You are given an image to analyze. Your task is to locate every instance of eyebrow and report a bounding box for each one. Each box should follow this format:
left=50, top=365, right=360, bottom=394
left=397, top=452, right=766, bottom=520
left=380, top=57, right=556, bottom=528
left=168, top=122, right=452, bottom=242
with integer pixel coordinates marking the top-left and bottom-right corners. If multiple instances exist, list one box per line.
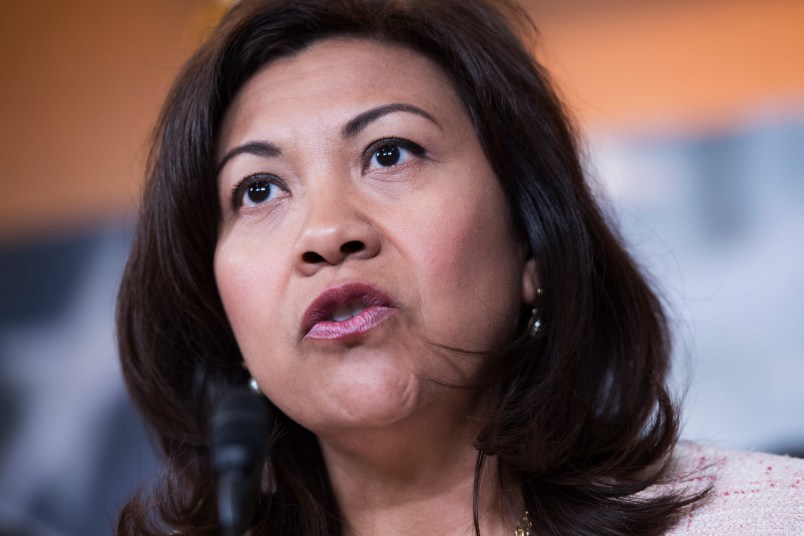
left=216, top=103, right=440, bottom=174
left=216, top=141, right=281, bottom=175
left=342, top=103, right=440, bottom=138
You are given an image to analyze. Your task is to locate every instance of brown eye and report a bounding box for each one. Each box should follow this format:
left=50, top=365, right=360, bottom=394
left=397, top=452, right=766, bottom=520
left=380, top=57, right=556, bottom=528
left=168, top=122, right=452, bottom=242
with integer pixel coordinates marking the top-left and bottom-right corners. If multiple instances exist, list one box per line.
left=231, top=173, right=287, bottom=210
left=364, top=138, right=426, bottom=172
left=245, top=180, right=273, bottom=205
left=375, top=145, right=401, bottom=167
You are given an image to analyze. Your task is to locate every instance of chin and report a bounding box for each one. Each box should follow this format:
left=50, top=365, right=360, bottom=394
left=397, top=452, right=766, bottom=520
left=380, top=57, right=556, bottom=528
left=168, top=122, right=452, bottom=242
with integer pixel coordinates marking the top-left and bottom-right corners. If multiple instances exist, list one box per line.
left=304, top=367, right=421, bottom=433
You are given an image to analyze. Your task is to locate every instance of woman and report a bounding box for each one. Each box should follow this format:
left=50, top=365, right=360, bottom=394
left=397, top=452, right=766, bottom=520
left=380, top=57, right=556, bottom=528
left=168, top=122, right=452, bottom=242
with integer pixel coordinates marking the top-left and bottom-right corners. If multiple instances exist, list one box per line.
left=117, top=0, right=803, bottom=534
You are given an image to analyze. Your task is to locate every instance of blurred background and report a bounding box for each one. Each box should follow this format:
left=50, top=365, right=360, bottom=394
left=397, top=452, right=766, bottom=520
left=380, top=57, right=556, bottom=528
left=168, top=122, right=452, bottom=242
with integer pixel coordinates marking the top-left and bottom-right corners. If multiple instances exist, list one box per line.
left=1, top=0, right=802, bottom=534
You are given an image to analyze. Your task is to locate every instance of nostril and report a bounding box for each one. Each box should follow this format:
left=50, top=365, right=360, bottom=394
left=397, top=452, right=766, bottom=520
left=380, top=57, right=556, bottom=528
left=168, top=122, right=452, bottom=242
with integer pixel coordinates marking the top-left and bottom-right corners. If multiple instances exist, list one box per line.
left=300, top=240, right=367, bottom=266
left=302, top=251, right=326, bottom=264
left=340, top=240, right=365, bottom=255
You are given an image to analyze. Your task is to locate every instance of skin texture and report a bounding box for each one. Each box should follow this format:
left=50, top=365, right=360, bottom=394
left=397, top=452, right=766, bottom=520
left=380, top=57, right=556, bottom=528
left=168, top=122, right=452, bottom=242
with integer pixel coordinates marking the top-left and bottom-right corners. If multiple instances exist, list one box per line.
left=214, top=38, right=537, bottom=534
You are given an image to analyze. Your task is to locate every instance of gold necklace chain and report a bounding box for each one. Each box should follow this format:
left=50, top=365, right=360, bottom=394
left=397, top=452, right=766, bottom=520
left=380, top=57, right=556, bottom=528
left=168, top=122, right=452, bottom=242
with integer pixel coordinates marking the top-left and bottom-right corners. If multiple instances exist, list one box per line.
left=514, top=511, right=532, bottom=536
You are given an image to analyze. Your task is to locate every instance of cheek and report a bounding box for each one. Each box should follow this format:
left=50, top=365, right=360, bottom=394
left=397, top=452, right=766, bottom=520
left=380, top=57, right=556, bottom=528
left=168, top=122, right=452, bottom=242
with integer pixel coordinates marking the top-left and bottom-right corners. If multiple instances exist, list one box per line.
left=408, top=183, right=523, bottom=348
left=213, top=236, right=289, bottom=355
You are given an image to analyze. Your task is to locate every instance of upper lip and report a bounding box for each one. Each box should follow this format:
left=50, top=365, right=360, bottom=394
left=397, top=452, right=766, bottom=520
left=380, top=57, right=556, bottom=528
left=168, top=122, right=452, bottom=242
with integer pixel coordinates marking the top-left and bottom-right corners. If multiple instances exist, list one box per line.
left=301, top=282, right=394, bottom=335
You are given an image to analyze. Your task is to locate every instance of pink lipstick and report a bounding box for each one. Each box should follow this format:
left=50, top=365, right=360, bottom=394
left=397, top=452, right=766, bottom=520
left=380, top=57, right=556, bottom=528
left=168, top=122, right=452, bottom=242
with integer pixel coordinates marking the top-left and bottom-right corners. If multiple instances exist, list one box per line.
left=302, top=283, right=395, bottom=341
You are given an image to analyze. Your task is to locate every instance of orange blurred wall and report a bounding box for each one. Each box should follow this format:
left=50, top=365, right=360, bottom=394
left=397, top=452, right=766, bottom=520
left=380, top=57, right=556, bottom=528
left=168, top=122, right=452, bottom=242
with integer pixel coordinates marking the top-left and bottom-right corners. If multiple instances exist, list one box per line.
left=0, top=0, right=224, bottom=240
left=1, top=0, right=803, bottom=239
left=526, top=0, right=804, bottom=131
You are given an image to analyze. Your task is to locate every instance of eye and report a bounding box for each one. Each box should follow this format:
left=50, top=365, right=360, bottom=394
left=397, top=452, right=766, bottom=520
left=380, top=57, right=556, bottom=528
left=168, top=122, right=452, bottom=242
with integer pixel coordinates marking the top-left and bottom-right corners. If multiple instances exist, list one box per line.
left=231, top=173, right=287, bottom=210
left=364, top=138, right=425, bottom=172
left=375, top=145, right=404, bottom=167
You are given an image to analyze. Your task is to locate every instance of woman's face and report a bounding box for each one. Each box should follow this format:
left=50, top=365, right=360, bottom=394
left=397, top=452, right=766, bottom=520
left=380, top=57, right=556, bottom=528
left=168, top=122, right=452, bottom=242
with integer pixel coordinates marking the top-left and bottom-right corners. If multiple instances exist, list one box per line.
left=215, top=38, right=537, bottom=436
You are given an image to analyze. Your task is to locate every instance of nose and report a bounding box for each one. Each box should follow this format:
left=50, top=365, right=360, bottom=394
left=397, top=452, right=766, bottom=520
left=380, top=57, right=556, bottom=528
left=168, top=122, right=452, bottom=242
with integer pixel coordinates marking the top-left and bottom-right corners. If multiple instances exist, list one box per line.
left=293, top=195, right=381, bottom=276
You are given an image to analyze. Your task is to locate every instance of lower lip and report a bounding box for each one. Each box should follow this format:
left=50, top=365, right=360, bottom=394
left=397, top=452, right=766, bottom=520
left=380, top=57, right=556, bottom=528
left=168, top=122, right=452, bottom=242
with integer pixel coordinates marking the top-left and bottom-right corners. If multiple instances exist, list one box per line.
left=305, top=305, right=394, bottom=341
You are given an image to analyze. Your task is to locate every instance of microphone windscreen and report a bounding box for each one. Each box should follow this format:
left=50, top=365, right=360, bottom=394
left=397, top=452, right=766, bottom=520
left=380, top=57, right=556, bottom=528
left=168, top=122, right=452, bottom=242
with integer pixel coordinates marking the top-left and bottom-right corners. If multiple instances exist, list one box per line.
left=210, top=387, right=271, bottom=473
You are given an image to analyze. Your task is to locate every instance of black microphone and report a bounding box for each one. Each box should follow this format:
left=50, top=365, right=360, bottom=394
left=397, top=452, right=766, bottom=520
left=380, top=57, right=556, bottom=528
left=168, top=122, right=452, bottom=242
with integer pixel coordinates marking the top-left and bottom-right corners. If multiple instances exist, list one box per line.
left=210, top=387, right=272, bottom=536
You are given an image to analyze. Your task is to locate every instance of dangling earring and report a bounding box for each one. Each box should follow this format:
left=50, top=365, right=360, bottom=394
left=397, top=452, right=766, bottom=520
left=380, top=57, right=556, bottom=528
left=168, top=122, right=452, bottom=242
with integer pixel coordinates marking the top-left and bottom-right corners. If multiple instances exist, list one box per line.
left=248, top=376, right=263, bottom=395
left=528, top=307, right=541, bottom=338
left=527, top=288, right=543, bottom=338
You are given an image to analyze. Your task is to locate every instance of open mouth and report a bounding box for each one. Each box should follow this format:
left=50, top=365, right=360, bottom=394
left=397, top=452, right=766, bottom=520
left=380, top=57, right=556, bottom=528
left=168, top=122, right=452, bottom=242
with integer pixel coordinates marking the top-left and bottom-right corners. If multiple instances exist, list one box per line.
left=330, top=300, right=368, bottom=322
left=302, top=283, right=395, bottom=340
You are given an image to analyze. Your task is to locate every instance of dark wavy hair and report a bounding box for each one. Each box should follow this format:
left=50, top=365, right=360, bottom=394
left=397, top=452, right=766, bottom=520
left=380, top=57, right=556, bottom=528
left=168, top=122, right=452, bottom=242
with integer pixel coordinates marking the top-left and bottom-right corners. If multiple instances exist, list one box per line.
left=117, top=0, right=705, bottom=534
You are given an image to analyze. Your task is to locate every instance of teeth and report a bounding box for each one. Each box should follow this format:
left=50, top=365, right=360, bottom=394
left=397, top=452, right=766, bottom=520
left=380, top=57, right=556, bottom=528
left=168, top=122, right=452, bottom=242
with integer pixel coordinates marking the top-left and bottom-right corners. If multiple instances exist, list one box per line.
left=330, top=304, right=352, bottom=322
left=330, top=301, right=367, bottom=322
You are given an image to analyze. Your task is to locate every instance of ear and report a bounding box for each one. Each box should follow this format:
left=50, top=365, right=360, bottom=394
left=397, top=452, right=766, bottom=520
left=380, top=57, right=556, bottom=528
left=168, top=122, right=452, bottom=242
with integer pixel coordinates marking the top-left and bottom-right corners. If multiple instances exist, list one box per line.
left=521, top=256, right=539, bottom=304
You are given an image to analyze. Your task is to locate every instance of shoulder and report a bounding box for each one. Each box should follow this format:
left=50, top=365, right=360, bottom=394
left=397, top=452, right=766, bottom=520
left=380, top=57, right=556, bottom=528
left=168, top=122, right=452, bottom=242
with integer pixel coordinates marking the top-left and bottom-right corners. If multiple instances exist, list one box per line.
left=663, top=441, right=804, bottom=535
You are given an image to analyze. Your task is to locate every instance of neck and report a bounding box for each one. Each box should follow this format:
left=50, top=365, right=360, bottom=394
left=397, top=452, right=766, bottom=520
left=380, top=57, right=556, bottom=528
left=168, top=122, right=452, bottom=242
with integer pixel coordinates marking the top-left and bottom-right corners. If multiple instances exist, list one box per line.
left=316, top=401, right=517, bottom=535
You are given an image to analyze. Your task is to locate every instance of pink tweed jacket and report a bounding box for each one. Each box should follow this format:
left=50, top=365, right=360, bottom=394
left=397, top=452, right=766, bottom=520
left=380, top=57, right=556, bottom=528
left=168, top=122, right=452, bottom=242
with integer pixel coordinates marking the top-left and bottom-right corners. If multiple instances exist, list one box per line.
left=663, top=442, right=804, bottom=534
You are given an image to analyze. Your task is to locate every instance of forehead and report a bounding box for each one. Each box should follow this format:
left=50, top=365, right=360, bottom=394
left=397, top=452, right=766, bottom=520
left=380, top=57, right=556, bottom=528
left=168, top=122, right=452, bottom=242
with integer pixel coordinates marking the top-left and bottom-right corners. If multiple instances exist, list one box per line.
left=218, top=38, right=467, bottom=149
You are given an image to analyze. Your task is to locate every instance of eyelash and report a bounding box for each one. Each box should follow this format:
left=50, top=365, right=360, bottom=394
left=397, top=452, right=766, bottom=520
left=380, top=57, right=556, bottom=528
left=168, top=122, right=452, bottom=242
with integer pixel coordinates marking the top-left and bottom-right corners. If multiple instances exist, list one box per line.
left=230, top=173, right=287, bottom=211
left=362, top=137, right=426, bottom=172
